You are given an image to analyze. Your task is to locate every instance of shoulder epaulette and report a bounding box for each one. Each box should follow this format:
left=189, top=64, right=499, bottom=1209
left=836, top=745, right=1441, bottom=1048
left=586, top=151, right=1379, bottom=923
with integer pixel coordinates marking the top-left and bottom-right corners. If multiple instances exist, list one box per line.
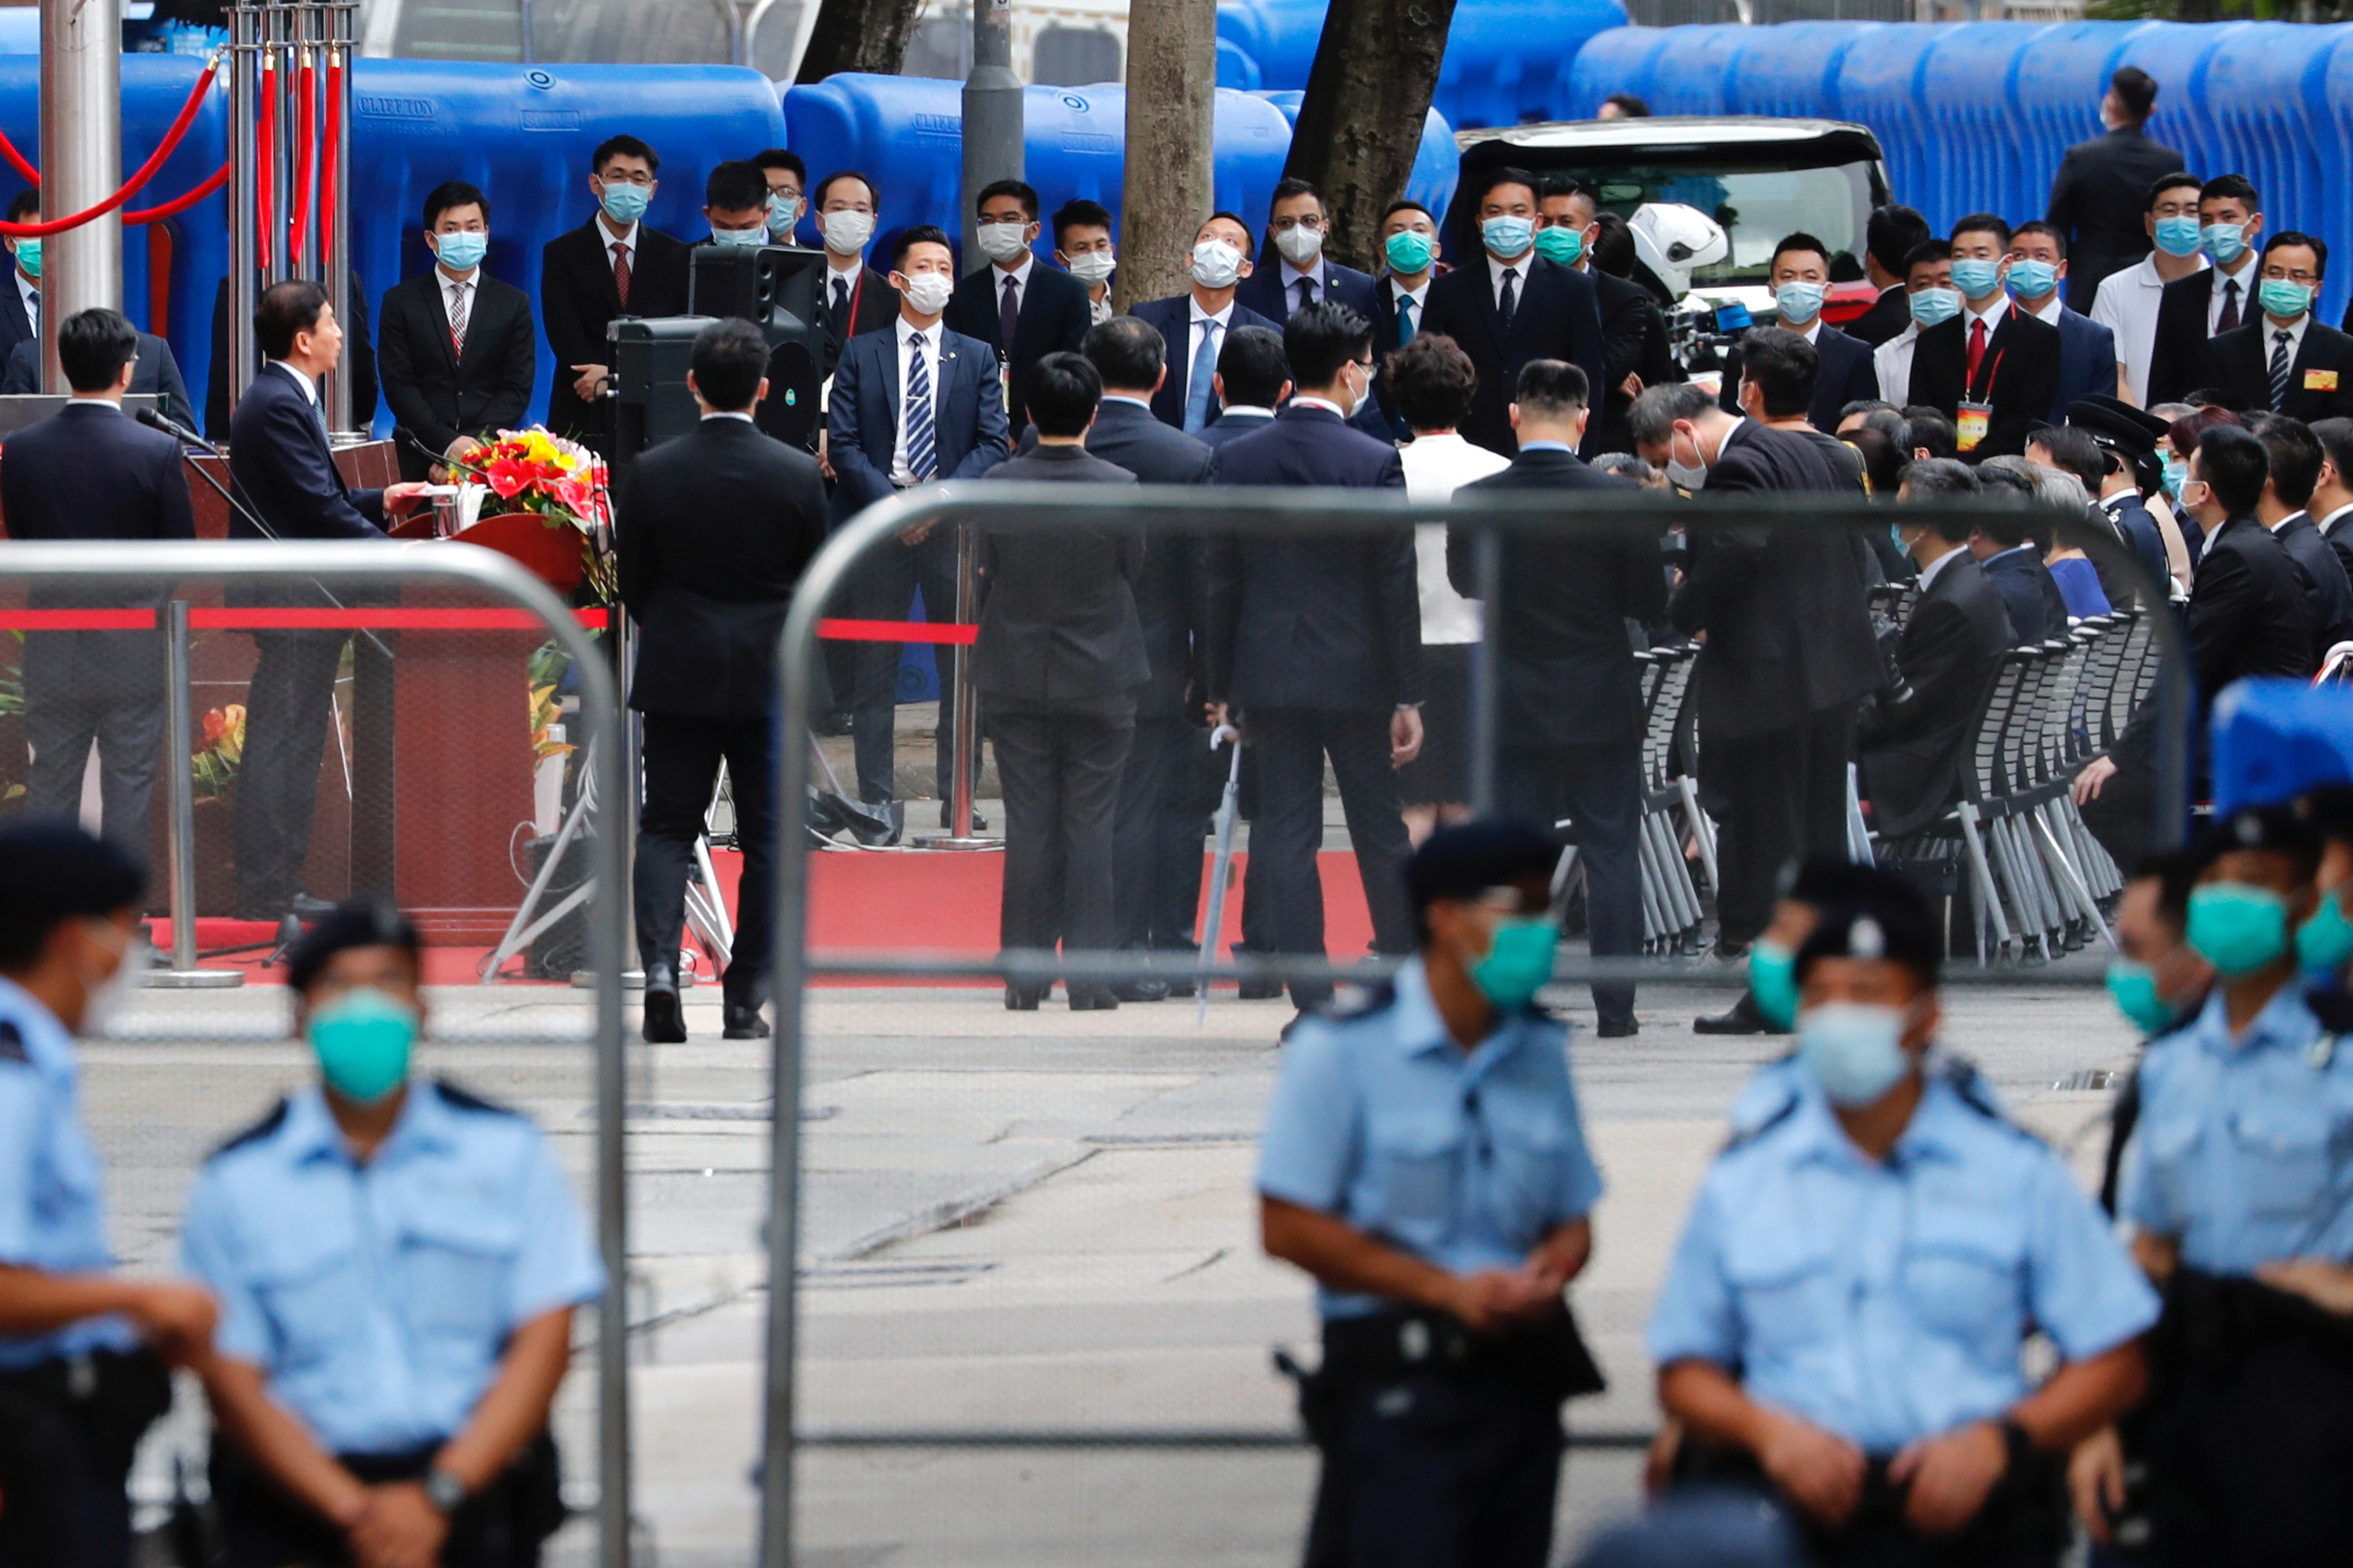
left=1317, top=979, right=1399, bottom=1024
left=0, top=1020, right=27, bottom=1066
left=1943, top=1059, right=2042, bottom=1142
left=434, top=1077, right=523, bottom=1117
left=1723, top=1093, right=1799, bottom=1153
left=2303, top=984, right=2353, bottom=1037
left=209, top=1098, right=290, bottom=1160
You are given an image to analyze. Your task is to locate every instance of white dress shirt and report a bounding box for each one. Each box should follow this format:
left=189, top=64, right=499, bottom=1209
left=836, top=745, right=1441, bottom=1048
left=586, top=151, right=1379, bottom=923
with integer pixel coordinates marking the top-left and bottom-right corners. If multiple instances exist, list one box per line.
left=1875, top=323, right=1920, bottom=407
left=702, top=410, right=756, bottom=424
left=596, top=212, right=638, bottom=270
left=1400, top=432, right=1512, bottom=644
left=2023, top=292, right=2065, bottom=326
left=1488, top=251, right=1531, bottom=308
left=1914, top=543, right=1965, bottom=596
left=2091, top=253, right=2205, bottom=406
left=2317, top=501, right=2353, bottom=541
left=2270, top=509, right=2310, bottom=538
left=274, top=359, right=319, bottom=404
left=888, top=314, right=944, bottom=488
left=2208, top=255, right=2258, bottom=336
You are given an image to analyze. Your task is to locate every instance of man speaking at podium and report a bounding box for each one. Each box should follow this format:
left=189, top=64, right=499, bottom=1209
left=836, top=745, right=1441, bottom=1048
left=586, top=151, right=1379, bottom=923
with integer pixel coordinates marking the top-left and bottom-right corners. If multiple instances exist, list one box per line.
left=228, top=279, right=428, bottom=926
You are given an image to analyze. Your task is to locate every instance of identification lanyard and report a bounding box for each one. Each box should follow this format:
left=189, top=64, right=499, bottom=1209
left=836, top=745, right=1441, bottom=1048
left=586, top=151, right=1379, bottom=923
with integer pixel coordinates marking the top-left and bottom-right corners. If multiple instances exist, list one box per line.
left=1957, top=346, right=2003, bottom=453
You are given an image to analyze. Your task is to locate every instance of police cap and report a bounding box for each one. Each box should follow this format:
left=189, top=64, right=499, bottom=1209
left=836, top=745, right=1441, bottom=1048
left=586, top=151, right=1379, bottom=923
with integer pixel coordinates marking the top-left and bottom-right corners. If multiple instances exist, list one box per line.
left=1407, top=817, right=1562, bottom=918
left=2208, top=678, right=2353, bottom=817
left=285, top=900, right=422, bottom=994
left=2065, top=393, right=2171, bottom=458
left=0, top=818, right=146, bottom=969
left=1792, top=869, right=1941, bottom=987
left=2190, top=804, right=2322, bottom=878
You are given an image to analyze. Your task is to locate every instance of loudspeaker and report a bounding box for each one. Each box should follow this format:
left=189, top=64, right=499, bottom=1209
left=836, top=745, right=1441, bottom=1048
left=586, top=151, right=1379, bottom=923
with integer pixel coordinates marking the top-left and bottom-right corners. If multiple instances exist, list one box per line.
left=689, top=243, right=828, bottom=452
left=606, top=314, right=714, bottom=478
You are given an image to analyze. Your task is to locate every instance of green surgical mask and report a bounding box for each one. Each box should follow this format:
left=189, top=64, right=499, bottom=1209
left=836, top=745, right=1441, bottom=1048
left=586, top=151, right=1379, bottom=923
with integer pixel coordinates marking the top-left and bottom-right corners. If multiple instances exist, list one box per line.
left=308, top=987, right=419, bottom=1105
left=1749, top=938, right=1800, bottom=1031
left=1384, top=229, right=1436, bottom=274
left=2185, top=882, right=2291, bottom=978
left=1533, top=225, right=1584, bottom=267
left=2105, top=960, right=2178, bottom=1035
left=2297, top=889, right=2353, bottom=974
left=1471, top=916, right=1560, bottom=1011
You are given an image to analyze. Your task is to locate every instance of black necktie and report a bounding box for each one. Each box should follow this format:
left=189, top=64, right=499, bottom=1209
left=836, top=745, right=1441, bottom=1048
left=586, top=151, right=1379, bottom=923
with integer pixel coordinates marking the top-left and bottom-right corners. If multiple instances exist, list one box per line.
left=2217, top=276, right=2242, bottom=335
left=1298, top=275, right=1317, bottom=313
left=1001, top=274, right=1020, bottom=357
left=2271, top=330, right=2293, bottom=411
left=832, top=275, right=852, bottom=333
left=1497, top=267, right=1519, bottom=334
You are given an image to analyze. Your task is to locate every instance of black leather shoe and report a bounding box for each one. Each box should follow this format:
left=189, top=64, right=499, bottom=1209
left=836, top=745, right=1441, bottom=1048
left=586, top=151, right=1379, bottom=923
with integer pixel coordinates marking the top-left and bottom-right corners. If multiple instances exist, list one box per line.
left=642, top=982, right=687, bottom=1044
left=288, top=891, right=338, bottom=919
left=1004, top=984, right=1044, bottom=1011
left=1693, top=993, right=1778, bottom=1035
left=723, top=1000, right=770, bottom=1039
left=1162, top=975, right=1197, bottom=1000
left=1237, top=977, right=1285, bottom=1000
left=939, top=802, right=990, bottom=832
left=1067, top=987, right=1120, bottom=1011
left=1596, top=1016, right=1640, bottom=1039
left=1110, top=979, right=1171, bottom=1003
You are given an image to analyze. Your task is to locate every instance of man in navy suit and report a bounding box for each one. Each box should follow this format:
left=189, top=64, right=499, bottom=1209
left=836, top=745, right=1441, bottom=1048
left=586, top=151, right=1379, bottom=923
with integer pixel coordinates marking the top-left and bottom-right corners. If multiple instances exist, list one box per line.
left=0, top=188, right=38, bottom=370
left=1967, top=508, right=2071, bottom=646
left=2143, top=174, right=2266, bottom=407
left=227, top=281, right=429, bottom=920
left=0, top=309, right=196, bottom=848
left=827, top=224, right=1011, bottom=813
left=946, top=178, right=1094, bottom=417
left=1129, top=212, right=1282, bottom=433
left=2007, top=221, right=2122, bottom=420
left=0, top=328, right=192, bottom=417
left=1204, top=304, right=1421, bottom=1018
left=1715, top=232, right=1879, bottom=432
left=1237, top=178, right=1380, bottom=324
left=2196, top=233, right=2353, bottom=423
left=1904, top=214, right=2062, bottom=462
left=1417, top=166, right=1610, bottom=458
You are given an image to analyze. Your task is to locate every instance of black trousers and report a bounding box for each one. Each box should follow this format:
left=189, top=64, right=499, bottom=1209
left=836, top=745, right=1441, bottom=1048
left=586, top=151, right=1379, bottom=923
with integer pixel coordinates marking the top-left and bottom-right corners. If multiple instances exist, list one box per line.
left=991, top=707, right=1132, bottom=964
left=2144, top=1335, right=2353, bottom=1568
left=847, top=525, right=962, bottom=804
left=1113, top=713, right=1208, bottom=955
left=21, top=647, right=165, bottom=852
left=1709, top=702, right=1856, bottom=949
left=234, top=629, right=347, bottom=915
left=213, top=1433, right=562, bottom=1568
left=1240, top=707, right=1417, bottom=1009
left=1497, top=742, right=1644, bottom=1027
left=635, top=711, right=775, bottom=1004
left=0, top=1384, right=132, bottom=1568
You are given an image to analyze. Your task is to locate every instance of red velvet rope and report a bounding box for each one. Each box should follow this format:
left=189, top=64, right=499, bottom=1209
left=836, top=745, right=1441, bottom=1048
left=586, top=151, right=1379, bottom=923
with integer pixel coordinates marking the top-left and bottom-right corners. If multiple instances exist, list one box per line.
left=124, top=161, right=230, bottom=224
left=288, top=48, right=314, bottom=269
left=0, top=53, right=221, bottom=238
left=256, top=50, right=275, bottom=270
left=318, top=45, right=340, bottom=269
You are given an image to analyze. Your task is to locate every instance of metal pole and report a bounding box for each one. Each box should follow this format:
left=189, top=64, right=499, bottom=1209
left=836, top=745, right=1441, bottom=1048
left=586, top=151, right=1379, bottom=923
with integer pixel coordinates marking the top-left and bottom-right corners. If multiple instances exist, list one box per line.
left=327, top=1, right=354, bottom=433
left=230, top=3, right=260, bottom=417
left=37, top=0, right=124, bottom=395
left=915, top=523, right=990, bottom=848
left=1468, top=529, right=1501, bottom=816
left=153, top=601, right=243, bottom=989
left=960, top=0, right=1023, bottom=269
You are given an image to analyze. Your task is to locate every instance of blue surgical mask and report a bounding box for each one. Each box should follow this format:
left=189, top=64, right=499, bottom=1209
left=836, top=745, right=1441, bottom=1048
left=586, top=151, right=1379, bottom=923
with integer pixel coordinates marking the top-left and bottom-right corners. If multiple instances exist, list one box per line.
left=767, top=192, right=800, bottom=237
left=2008, top=258, right=2059, bottom=300
left=598, top=179, right=651, bottom=227
left=1796, top=1001, right=1913, bottom=1108
left=1909, top=286, right=1961, bottom=328
left=308, top=987, right=419, bottom=1106
left=2202, top=222, right=2249, bottom=266
left=2185, top=881, right=2290, bottom=978
left=1470, top=916, right=1561, bottom=1011
left=1773, top=281, right=1826, bottom=325
left=2153, top=215, right=2203, bottom=258
left=1481, top=214, right=1535, bottom=259
left=711, top=224, right=766, bottom=250
left=2162, top=454, right=2189, bottom=497
left=432, top=230, right=488, bottom=272
left=2258, top=278, right=2313, bottom=320
left=13, top=237, right=39, bottom=280
left=1950, top=256, right=2004, bottom=299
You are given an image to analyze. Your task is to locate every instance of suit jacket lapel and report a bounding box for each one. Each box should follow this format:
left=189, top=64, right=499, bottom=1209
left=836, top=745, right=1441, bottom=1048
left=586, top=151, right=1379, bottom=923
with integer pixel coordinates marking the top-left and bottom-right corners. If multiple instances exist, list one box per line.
left=1468, top=266, right=1509, bottom=359
left=588, top=219, right=626, bottom=315
left=427, top=278, right=461, bottom=377
left=877, top=331, right=901, bottom=443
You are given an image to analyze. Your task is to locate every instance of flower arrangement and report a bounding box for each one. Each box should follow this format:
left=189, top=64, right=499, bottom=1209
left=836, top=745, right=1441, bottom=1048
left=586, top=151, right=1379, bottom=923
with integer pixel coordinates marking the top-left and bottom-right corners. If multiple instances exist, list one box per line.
left=455, top=425, right=616, bottom=605
left=192, top=703, right=246, bottom=802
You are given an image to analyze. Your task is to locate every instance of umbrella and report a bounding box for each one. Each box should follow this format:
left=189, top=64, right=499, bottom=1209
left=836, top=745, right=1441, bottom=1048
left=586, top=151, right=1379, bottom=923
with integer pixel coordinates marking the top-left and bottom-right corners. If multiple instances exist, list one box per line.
left=1197, top=723, right=1243, bottom=1025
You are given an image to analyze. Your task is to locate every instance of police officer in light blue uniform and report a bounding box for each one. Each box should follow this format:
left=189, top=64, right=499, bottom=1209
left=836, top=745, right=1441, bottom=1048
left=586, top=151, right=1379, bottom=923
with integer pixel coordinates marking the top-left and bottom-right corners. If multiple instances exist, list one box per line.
left=180, top=903, right=603, bottom=1568
left=1257, top=819, right=1607, bottom=1568
left=1651, top=868, right=2158, bottom=1568
left=0, top=821, right=218, bottom=1568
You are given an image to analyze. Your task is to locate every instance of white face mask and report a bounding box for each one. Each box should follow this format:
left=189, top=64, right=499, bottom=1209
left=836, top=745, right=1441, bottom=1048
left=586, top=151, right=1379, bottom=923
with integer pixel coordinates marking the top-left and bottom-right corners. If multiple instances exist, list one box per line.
left=822, top=209, right=875, bottom=257
left=1191, top=239, right=1243, bottom=291
left=1065, top=250, right=1116, bottom=285
left=76, top=920, right=144, bottom=1038
left=1665, top=427, right=1709, bottom=490
left=900, top=270, right=954, bottom=317
left=978, top=221, right=1031, bottom=264
left=1274, top=224, right=1325, bottom=266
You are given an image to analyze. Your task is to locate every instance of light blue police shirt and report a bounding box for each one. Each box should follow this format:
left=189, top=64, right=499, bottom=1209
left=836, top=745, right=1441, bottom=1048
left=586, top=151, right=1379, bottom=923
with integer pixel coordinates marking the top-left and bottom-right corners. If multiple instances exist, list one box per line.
left=2119, top=985, right=2353, bottom=1274
left=179, top=1079, right=605, bottom=1456
left=1255, top=955, right=1604, bottom=1321
left=0, top=974, right=138, bottom=1368
left=1647, top=1067, right=2159, bottom=1454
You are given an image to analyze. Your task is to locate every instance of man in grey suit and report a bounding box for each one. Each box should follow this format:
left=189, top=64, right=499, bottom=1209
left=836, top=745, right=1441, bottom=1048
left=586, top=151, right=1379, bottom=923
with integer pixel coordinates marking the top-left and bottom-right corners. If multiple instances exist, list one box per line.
left=978, top=353, right=1148, bottom=1011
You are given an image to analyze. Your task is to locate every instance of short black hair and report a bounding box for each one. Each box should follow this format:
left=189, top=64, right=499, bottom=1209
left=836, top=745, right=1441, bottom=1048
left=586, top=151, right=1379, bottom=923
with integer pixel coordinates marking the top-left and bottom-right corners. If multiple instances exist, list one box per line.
left=2112, top=65, right=2158, bottom=121
left=1771, top=231, right=1832, bottom=272
left=1842, top=427, right=1903, bottom=499
left=814, top=169, right=879, bottom=211
left=1591, top=211, right=1636, bottom=279
left=1284, top=301, right=1372, bottom=388
left=2012, top=219, right=2065, bottom=259
left=1216, top=324, right=1290, bottom=407
left=1052, top=197, right=1113, bottom=248
left=2146, top=169, right=2201, bottom=211
left=1268, top=176, right=1323, bottom=215
left=978, top=178, right=1040, bottom=220
left=1601, top=92, right=1651, bottom=117
left=691, top=317, right=769, bottom=411
left=1951, top=211, right=2013, bottom=250
left=2130, top=846, right=2201, bottom=932
left=1899, top=456, right=1981, bottom=531
left=2186, top=385, right=2252, bottom=414
left=753, top=148, right=807, bottom=184
left=1384, top=198, right=1436, bottom=228
left=1200, top=209, right=1252, bottom=242
left=2263, top=230, right=2328, bottom=279
left=2312, top=416, right=2353, bottom=488
left=704, top=159, right=769, bottom=214
left=591, top=134, right=658, bottom=176
left=1903, top=237, right=1952, bottom=273
left=286, top=900, right=421, bottom=997
left=1867, top=204, right=1932, bottom=276
left=422, top=179, right=489, bottom=230
left=1538, top=174, right=1585, bottom=203
left=5, top=188, right=35, bottom=224
left=1514, top=358, right=1589, bottom=420
left=1908, top=410, right=1958, bottom=460
left=58, top=307, right=138, bottom=394
left=2201, top=172, right=2260, bottom=211
left=1973, top=460, right=2039, bottom=527
left=1738, top=327, right=1817, bottom=420
left=256, top=277, right=330, bottom=359
left=891, top=223, right=953, bottom=270
left=2250, top=413, right=2324, bottom=509
left=1022, top=350, right=1101, bottom=438
left=2197, top=423, right=2270, bottom=517
left=2029, top=423, right=2104, bottom=494
left=0, top=819, right=144, bottom=972
left=1389, top=333, right=1480, bottom=430
left=1081, top=314, right=1164, bottom=394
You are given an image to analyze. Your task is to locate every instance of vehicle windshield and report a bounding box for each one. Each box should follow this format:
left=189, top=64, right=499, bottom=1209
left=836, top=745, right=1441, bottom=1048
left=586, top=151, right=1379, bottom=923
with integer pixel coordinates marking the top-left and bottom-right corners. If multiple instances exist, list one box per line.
left=1568, top=159, right=1879, bottom=288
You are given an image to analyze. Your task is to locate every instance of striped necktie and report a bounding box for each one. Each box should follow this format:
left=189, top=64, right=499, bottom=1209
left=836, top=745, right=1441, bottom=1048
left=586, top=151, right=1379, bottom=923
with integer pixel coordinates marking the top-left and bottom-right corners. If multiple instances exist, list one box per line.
left=904, top=333, right=936, bottom=481
left=2270, top=330, right=2293, bottom=412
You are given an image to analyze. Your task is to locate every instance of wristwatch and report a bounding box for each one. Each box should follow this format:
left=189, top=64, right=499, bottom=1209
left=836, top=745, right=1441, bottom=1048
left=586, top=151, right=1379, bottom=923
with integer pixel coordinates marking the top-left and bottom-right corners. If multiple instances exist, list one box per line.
left=423, top=1467, right=468, bottom=1516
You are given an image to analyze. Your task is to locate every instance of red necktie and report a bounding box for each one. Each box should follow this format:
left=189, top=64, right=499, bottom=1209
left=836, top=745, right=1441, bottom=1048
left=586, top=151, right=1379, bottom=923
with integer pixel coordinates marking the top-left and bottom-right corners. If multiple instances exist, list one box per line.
left=611, top=242, right=631, bottom=310
left=1966, top=317, right=1987, bottom=388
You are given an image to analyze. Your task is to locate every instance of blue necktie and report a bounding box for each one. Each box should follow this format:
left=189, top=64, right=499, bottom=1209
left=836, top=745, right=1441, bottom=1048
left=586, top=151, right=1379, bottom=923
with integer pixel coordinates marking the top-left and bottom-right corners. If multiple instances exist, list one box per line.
left=1183, top=319, right=1218, bottom=433
left=904, top=335, right=936, bottom=481
left=1397, top=294, right=1417, bottom=346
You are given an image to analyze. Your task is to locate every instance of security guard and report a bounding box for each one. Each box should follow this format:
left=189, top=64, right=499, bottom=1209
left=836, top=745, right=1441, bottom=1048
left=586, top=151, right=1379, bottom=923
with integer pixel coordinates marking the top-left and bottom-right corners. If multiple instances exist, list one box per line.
left=1257, top=819, right=1607, bottom=1568
left=0, top=820, right=218, bottom=1568
left=1651, top=868, right=2158, bottom=1567
left=181, top=903, right=604, bottom=1568
left=2105, top=806, right=2353, bottom=1568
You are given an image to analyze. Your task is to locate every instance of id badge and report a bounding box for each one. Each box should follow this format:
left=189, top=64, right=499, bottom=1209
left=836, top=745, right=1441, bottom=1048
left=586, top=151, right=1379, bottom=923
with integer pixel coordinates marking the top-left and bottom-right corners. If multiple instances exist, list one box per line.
left=1956, top=398, right=1991, bottom=453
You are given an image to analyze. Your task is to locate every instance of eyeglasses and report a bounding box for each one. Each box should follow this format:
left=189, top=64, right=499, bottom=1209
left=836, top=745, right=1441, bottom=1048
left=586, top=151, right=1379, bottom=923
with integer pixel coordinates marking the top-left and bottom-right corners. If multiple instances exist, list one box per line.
left=598, top=169, right=654, bottom=188
left=2264, top=268, right=2322, bottom=286
left=1269, top=215, right=1326, bottom=232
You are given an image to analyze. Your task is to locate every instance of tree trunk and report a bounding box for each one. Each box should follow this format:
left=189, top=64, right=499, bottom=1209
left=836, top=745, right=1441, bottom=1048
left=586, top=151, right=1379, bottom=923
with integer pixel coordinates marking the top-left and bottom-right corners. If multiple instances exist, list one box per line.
left=1281, top=0, right=1459, bottom=273
left=1117, top=0, right=1217, bottom=312
left=793, top=0, right=925, bottom=82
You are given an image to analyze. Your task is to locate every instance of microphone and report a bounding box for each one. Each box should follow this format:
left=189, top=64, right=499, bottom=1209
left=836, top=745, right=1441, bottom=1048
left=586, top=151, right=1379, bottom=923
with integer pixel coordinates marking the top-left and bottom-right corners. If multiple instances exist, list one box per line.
left=401, top=430, right=496, bottom=482
left=137, top=404, right=220, bottom=452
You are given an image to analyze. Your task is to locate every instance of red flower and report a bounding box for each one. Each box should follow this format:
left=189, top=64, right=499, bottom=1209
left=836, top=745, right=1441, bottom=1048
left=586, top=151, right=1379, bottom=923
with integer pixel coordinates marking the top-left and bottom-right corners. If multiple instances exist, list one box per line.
left=553, top=478, right=591, bottom=514
left=485, top=456, right=533, bottom=500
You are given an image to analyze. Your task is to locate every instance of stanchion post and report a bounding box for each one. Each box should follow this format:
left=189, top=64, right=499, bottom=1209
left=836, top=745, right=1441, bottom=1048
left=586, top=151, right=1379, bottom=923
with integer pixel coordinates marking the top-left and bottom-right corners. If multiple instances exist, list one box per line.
left=916, top=522, right=991, bottom=848
left=228, top=2, right=259, bottom=415
left=153, top=600, right=243, bottom=989
left=1467, top=527, right=1502, bottom=816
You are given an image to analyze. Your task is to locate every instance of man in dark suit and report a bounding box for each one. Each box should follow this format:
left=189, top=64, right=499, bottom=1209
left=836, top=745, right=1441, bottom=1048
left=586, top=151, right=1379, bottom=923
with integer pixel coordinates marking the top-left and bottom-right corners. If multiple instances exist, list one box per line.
left=0, top=328, right=192, bottom=417
left=1080, top=317, right=1214, bottom=1001
left=1542, top=180, right=1677, bottom=455
left=2143, top=174, right=2265, bottom=408
left=1716, top=232, right=1879, bottom=432
left=1204, top=304, right=1421, bottom=1017
left=377, top=180, right=535, bottom=482
left=0, top=188, right=35, bottom=372
left=1419, top=166, right=1610, bottom=459
left=946, top=178, right=1095, bottom=420
left=2008, top=221, right=2122, bottom=418
left=2197, top=233, right=2353, bottom=423
left=977, top=353, right=1149, bottom=1011
left=227, top=282, right=429, bottom=920
left=2249, top=413, right=2353, bottom=658
left=1128, top=211, right=1281, bottom=433
left=2310, top=417, right=2353, bottom=581
left=1195, top=327, right=1288, bottom=451
left=2046, top=66, right=2188, bottom=314
left=538, top=134, right=689, bottom=444
left=827, top=224, right=1011, bottom=813
left=0, top=308, right=196, bottom=849
left=1860, top=459, right=2016, bottom=839
left=205, top=272, right=379, bottom=441
left=1449, top=360, right=1662, bottom=1037
left=1634, top=382, right=1884, bottom=1002
left=1967, top=506, right=2071, bottom=646
left=811, top=169, right=896, bottom=376
left=619, top=320, right=827, bottom=1044
left=1237, top=177, right=1380, bottom=324
left=1906, top=214, right=2061, bottom=462
left=1849, top=204, right=1932, bottom=349
left=693, top=158, right=772, bottom=249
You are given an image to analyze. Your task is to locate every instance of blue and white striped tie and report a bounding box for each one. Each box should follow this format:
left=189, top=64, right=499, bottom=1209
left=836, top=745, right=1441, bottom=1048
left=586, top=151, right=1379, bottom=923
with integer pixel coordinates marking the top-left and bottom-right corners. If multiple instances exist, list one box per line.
left=905, top=334, right=936, bottom=481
